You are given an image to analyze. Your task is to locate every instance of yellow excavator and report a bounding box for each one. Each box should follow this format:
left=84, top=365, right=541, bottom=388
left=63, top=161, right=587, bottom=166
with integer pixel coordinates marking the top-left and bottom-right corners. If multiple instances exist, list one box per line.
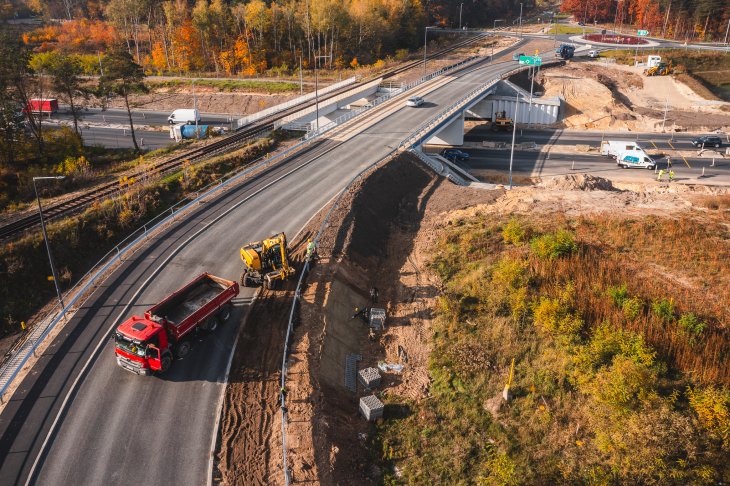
left=492, top=110, right=514, bottom=131
left=239, top=232, right=295, bottom=289
left=644, top=61, right=672, bottom=76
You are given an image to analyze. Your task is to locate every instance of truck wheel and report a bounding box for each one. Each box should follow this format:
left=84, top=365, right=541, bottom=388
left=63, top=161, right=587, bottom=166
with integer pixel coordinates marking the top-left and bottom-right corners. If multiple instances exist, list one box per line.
left=175, top=340, right=191, bottom=359
left=218, top=304, right=232, bottom=322
left=160, top=353, right=173, bottom=373
left=202, top=316, right=219, bottom=332
left=240, top=271, right=249, bottom=287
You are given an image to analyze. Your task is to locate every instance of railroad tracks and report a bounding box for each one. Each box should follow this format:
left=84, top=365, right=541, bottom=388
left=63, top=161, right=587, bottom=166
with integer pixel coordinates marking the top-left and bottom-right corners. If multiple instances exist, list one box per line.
left=0, top=33, right=491, bottom=242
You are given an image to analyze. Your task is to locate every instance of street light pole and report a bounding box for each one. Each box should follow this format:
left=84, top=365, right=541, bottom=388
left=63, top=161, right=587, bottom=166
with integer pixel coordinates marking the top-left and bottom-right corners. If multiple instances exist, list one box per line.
left=33, top=176, right=66, bottom=311
left=662, top=98, right=668, bottom=132
left=527, top=64, right=535, bottom=128
left=423, top=26, right=434, bottom=75
left=724, top=16, right=730, bottom=45
left=519, top=3, right=523, bottom=37
left=459, top=3, right=463, bottom=30
left=492, top=20, right=504, bottom=62
left=509, top=93, right=521, bottom=190
left=313, top=54, right=331, bottom=133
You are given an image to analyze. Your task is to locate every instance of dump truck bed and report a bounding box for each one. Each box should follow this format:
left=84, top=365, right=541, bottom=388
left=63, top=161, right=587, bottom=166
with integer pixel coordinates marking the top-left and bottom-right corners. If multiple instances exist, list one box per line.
left=145, top=273, right=238, bottom=340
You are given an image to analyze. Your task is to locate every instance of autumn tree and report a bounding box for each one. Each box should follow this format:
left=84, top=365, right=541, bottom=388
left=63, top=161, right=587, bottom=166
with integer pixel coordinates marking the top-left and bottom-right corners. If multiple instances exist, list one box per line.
left=98, top=47, right=148, bottom=152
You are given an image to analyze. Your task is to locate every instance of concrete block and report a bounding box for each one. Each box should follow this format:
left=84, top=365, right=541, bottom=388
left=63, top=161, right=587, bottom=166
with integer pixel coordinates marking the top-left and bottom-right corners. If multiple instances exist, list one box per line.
left=358, top=367, right=382, bottom=389
left=369, top=308, right=386, bottom=330
left=359, top=395, right=384, bottom=421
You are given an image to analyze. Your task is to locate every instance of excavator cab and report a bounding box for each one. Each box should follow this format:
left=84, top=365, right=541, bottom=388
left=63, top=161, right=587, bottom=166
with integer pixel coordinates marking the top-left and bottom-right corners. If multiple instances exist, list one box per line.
left=240, top=232, right=295, bottom=289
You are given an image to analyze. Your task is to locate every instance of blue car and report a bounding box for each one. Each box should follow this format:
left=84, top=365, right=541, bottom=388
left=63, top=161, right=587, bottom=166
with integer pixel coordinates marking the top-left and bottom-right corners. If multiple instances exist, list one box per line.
left=441, top=149, right=470, bottom=161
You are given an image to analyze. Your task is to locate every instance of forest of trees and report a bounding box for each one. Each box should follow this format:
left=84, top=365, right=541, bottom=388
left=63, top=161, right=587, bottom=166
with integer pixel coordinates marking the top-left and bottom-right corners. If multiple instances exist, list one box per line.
left=561, top=0, right=730, bottom=42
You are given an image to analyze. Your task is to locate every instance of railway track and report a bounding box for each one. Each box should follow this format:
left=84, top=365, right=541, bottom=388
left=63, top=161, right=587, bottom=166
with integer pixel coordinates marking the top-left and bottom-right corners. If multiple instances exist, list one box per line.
left=0, top=33, right=491, bottom=242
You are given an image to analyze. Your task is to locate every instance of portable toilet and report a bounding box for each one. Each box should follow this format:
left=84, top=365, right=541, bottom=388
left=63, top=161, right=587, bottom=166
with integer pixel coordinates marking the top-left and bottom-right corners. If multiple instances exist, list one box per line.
left=647, top=55, right=662, bottom=68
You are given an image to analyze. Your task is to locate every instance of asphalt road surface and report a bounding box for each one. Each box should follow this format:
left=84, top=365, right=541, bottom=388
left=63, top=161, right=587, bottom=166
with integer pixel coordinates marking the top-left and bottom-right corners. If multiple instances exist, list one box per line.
left=0, top=47, right=530, bottom=485
left=54, top=107, right=234, bottom=128
left=79, top=126, right=175, bottom=150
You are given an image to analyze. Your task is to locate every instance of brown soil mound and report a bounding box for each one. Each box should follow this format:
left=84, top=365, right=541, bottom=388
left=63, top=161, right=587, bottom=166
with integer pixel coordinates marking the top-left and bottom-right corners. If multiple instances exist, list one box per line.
left=539, top=174, right=616, bottom=191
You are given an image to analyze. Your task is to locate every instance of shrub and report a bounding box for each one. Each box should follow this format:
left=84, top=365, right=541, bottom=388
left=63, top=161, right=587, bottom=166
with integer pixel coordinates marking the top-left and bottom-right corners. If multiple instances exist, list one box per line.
left=576, top=323, right=658, bottom=372
left=589, top=355, right=656, bottom=409
left=652, top=298, right=675, bottom=322
left=530, top=229, right=577, bottom=260
left=502, top=218, right=527, bottom=245
left=481, top=448, right=519, bottom=486
left=532, top=296, right=583, bottom=339
left=622, top=296, right=643, bottom=320
left=687, top=386, right=730, bottom=449
left=607, top=284, right=629, bottom=307
left=678, top=313, right=706, bottom=342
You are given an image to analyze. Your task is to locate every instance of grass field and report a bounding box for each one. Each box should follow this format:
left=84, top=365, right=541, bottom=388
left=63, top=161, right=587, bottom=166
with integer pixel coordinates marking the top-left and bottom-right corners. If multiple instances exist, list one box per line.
left=375, top=207, right=730, bottom=484
left=148, top=78, right=301, bottom=93
left=547, top=24, right=595, bottom=35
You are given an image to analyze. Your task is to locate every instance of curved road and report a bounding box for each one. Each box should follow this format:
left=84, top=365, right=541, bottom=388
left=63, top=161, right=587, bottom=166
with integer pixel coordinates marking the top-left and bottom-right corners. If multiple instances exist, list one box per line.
left=0, top=49, right=527, bottom=485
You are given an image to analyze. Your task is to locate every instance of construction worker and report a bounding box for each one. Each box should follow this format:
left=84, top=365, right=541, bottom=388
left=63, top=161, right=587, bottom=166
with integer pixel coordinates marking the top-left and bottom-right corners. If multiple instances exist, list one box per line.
left=351, top=306, right=370, bottom=324
left=669, top=170, right=675, bottom=182
left=306, top=239, right=317, bottom=261
left=657, top=169, right=665, bottom=182
left=369, top=286, right=379, bottom=304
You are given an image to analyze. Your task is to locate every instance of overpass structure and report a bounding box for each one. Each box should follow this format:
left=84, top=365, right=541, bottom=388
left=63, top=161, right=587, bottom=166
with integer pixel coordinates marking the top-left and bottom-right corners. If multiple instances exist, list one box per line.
left=0, top=41, right=549, bottom=486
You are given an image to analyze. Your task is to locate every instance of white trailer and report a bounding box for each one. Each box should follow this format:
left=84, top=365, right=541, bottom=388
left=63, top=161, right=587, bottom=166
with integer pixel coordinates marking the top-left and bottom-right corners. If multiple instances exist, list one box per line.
left=601, top=140, right=643, bottom=159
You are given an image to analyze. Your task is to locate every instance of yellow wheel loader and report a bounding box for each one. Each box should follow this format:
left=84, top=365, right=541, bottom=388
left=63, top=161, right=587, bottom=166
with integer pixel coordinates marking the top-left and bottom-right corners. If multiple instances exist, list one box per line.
left=239, top=232, right=295, bottom=290
left=491, top=110, right=514, bottom=131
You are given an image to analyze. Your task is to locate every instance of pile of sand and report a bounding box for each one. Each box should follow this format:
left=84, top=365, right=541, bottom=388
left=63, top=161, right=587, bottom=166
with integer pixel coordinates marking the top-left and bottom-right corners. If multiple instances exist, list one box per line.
left=539, top=174, right=616, bottom=191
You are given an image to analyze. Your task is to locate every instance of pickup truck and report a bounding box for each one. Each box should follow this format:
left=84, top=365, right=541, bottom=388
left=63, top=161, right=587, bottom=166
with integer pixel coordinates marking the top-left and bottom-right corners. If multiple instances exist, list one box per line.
left=114, top=273, right=239, bottom=375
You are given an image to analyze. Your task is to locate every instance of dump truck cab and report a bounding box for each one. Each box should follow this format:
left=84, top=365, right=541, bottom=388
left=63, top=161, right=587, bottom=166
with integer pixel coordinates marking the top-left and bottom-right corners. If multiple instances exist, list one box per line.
left=115, top=316, right=171, bottom=375
left=240, top=232, right=295, bottom=289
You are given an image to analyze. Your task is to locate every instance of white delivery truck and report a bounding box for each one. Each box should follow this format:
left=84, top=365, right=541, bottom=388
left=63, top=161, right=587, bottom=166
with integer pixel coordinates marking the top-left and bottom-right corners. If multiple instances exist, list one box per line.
left=601, top=140, right=643, bottom=159
left=616, top=150, right=656, bottom=169
left=168, top=109, right=201, bottom=125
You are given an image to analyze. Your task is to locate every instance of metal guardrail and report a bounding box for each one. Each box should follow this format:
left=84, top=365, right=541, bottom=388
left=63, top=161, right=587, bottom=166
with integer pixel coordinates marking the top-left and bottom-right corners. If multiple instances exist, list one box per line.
left=236, top=77, right=357, bottom=129
left=302, top=56, right=484, bottom=140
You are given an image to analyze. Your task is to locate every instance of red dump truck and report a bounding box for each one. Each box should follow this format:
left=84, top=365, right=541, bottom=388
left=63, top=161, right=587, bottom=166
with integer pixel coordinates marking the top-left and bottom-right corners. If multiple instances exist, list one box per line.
left=25, top=98, right=59, bottom=115
left=114, top=273, right=239, bottom=375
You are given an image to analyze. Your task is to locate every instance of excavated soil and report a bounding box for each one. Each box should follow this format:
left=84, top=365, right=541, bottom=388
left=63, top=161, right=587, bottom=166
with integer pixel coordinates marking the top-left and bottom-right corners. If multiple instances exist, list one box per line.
left=538, top=62, right=730, bottom=132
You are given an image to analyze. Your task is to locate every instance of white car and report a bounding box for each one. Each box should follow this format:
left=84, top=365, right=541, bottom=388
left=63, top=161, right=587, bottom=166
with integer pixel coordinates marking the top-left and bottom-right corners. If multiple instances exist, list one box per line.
left=405, top=96, right=424, bottom=107
left=588, top=50, right=599, bottom=58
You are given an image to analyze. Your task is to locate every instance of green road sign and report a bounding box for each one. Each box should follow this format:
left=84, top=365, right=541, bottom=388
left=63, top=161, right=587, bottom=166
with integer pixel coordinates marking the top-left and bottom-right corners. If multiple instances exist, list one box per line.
left=519, top=55, right=542, bottom=66
left=637, top=30, right=649, bottom=36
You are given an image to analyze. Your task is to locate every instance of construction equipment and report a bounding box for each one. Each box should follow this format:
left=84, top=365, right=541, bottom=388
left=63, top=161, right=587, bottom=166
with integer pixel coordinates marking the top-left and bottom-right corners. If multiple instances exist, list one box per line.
left=491, top=110, right=514, bottom=131
left=644, top=61, right=672, bottom=76
left=239, top=232, right=295, bottom=289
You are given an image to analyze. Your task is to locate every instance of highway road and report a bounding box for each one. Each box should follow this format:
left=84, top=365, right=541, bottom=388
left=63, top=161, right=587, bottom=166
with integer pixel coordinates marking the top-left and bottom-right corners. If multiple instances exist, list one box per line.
left=54, top=107, right=234, bottom=128
left=79, top=126, right=175, bottom=150
left=0, top=49, right=529, bottom=485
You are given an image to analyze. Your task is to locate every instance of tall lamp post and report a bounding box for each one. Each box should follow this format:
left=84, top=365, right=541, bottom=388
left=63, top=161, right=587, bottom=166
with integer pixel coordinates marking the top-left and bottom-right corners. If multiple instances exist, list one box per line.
left=519, top=2, right=523, bottom=37
left=508, top=92, right=522, bottom=190
left=492, top=20, right=504, bottom=62
left=33, top=176, right=66, bottom=310
left=423, top=26, right=436, bottom=75
left=459, top=3, right=464, bottom=30
left=313, top=54, right=332, bottom=133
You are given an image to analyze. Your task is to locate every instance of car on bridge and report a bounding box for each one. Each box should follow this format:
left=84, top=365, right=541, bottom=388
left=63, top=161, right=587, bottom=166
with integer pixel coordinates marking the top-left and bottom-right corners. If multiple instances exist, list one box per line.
left=691, top=135, right=723, bottom=148
left=406, top=96, right=425, bottom=107
left=441, top=148, right=470, bottom=161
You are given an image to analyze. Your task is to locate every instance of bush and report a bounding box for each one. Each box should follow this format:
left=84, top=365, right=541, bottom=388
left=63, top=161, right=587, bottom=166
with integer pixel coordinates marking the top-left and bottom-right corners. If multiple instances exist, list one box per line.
left=607, top=284, right=629, bottom=307
left=502, top=218, right=527, bottom=245
left=652, top=298, right=675, bottom=322
left=622, top=296, right=643, bottom=320
left=687, top=386, right=730, bottom=449
left=589, top=355, right=657, bottom=409
left=532, top=296, right=583, bottom=339
left=530, top=229, right=577, bottom=260
left=679, top=313, right=706, bottom=343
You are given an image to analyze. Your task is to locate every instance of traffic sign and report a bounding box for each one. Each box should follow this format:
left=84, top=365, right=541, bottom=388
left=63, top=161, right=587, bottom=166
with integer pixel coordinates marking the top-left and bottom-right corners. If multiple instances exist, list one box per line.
left=637, top=30, right=649, bottom=36
left=519, top=55, right=542, bottom=66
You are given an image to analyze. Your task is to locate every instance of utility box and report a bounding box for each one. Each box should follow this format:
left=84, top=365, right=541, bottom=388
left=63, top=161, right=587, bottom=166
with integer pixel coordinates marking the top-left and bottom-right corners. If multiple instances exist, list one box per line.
left=369, top=308, right=386, bottom=330
left=359, top=395, right=384, bottom=421
left=358, top=367, right=382, bottom=389
left=647, top=55, right=662, bottom=68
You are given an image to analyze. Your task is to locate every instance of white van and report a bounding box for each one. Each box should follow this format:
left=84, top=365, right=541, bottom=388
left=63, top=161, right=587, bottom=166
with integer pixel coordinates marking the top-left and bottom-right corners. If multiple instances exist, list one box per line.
left=168, top=109, right=201, bottom=125
left=601, top=140, right=642, bottom=159
left=617, top=150, right=656, bottom=169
